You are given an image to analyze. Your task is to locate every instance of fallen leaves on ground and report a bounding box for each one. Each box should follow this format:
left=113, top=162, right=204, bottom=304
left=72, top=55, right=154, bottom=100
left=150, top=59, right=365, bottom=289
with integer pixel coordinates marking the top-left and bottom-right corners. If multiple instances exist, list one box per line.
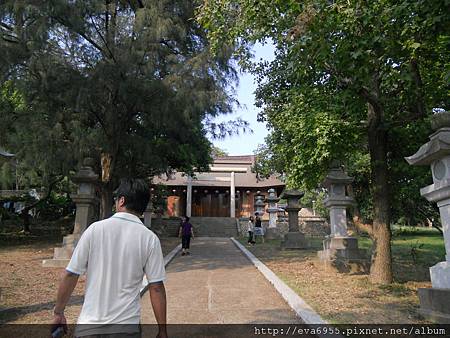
left=245, top=241, right=430, bottom=324
left=0, top=237, right=179, bottom=324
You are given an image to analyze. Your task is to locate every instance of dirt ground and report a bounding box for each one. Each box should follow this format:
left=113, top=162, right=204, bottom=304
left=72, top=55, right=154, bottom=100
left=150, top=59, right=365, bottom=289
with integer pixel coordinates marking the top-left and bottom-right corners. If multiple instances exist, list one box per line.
left=0, top=236, right=179, bottom=324
left=242, top=238, right=433, bottom=324
left=1, top=233, right=439, bottom=325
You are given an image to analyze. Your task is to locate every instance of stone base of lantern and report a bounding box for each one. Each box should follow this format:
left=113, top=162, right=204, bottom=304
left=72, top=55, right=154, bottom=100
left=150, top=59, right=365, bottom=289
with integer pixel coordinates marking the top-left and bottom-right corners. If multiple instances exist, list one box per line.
left=318, top=237, right=369, bottom=273
left=280, top=232, right=309, bottom=249
left=430, top=261, right=450, bottom=288
left=418, top=288, right=450, bottom=323
left=42, top=234, right=81, bottom=267
left=265, top=227, right=281, bottom=240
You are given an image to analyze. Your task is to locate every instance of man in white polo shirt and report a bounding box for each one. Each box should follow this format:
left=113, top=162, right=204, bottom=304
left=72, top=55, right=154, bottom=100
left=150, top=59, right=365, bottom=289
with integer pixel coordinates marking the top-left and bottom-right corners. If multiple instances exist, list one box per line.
left=52, top=178, right=167, bottom=338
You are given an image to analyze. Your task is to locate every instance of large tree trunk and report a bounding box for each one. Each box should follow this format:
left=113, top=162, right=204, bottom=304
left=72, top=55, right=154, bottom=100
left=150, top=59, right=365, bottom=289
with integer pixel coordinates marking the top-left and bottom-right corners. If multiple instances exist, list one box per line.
left=99, top=152, right=115, bottom=219
left=100, top=183, right=114, bottom=219
left=367, top=101, right=393, bottom=284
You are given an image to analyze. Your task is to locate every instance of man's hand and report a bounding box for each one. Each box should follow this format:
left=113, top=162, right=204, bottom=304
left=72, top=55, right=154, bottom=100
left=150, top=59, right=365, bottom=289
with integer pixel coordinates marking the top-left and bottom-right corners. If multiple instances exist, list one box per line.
left=52, top=270, right=78, bottom=333
left=156, top=328, right=168, bottom=338
left=51, top=313, right=68, bottom=336
left=52, top=313, right=67, bottom=325
left=149, top=282, right=167, bottom=338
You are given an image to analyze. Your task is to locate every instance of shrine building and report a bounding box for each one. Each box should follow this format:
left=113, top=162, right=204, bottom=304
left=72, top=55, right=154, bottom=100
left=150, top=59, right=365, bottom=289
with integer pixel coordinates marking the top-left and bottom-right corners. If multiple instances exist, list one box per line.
left=152, top=155, right=285, bottom=218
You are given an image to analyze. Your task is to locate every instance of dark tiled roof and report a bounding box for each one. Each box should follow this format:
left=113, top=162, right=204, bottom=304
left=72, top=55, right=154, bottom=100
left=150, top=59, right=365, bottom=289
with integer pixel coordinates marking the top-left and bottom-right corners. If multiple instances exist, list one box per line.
left=213, top=155, right=255, bottom=164
left=153, top=172, right=285, bottom=188
left=152, top=155, right=285, bottom=188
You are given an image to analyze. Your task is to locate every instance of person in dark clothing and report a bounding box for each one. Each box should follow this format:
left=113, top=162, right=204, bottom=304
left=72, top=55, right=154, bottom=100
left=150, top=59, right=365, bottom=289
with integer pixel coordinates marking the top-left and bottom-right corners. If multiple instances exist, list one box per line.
left=178, top=216, right=194, bottom=255
left=254, top=212, right=264, bottom=243
left=247, top=216, right=255, bottom=244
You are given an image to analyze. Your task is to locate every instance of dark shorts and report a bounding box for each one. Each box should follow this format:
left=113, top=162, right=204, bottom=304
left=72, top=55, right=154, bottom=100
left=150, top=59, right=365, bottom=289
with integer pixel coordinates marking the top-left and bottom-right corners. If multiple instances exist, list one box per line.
left=81, top=334, right=140, bottom=338
left=182, top=235, right=191, bottom=249
left=75, top=324, right=140, bottom=337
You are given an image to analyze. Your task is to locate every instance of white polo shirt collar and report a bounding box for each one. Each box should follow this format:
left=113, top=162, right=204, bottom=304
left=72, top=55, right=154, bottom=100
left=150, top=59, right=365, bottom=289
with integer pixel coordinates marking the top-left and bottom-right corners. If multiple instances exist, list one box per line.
left=111, top=212, right=143, bottom=225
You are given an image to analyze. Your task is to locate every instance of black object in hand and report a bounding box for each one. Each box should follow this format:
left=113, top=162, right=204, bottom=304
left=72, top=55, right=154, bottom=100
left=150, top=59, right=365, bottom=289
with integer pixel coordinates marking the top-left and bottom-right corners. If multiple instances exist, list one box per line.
left=51, top=326, right=65, bottom=338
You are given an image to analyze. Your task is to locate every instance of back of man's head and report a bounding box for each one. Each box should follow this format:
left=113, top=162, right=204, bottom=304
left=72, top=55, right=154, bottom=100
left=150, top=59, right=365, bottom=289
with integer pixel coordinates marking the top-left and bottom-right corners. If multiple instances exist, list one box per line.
left=113, top=178, right=150, bottom=215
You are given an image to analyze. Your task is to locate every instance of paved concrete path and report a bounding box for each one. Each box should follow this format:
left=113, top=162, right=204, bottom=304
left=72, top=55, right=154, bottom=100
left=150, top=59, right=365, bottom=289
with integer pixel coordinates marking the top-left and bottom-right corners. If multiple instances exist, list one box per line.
left=141, top=237, right=302, bottom=324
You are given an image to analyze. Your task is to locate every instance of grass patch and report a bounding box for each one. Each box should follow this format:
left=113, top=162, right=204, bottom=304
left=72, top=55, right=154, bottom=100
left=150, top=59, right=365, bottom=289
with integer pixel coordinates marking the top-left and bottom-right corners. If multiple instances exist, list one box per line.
left=238, top=232, right=444, bottom=324
left=358, top=232, right=444, bottom=282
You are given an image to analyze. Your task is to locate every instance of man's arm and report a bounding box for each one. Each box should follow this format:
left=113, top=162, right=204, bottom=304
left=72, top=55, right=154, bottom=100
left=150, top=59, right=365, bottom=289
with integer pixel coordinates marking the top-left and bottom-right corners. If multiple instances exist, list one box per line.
left=52, top=270, right=79, bottom=326
left=149, top=282, right=167, bottom=338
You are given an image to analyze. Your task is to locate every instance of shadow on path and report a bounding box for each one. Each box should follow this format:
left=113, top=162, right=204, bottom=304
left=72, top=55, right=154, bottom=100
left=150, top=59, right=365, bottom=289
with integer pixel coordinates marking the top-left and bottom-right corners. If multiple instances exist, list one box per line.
left=0, top=295, right=84, bottom=323
left=141, top=237, right=302, bottom=324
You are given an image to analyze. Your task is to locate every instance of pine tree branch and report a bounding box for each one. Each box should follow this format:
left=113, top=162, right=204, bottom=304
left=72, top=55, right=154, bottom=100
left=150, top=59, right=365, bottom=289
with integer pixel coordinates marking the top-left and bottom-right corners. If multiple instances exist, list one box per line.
left=160, top=39, right=181, bottom=55
left=126, top=0, right=144, bottom=12
left=50, top=15, right=106, bottom=58
left=0, top=22, right=13, bottom=31
left=88, top=105, right=110, bottom=139
left=21, top=177, right=62, bottom=213
left=88, top=14, right=117, bottom=63
left=1, top=34, right=19, bottom=43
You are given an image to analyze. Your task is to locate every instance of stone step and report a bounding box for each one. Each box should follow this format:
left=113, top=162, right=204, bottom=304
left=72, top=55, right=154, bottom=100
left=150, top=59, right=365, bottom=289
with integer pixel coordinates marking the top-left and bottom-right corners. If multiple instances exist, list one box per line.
left=149, top=217, right=238, bottom=237
left=42, top=258, right=70, bottom=268
left=54, top=246, right=74, bottom=260
left=190, top=217, right=238, bottom=237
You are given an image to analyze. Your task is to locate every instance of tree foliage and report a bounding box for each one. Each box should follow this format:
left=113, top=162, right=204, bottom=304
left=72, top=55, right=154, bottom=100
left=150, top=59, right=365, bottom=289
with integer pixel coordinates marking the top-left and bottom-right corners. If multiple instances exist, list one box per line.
left=211, top=145, right=229, bottom=158
left=1, top=1, right=245, bottom=218
left=199, top=0, right=449, bottom=283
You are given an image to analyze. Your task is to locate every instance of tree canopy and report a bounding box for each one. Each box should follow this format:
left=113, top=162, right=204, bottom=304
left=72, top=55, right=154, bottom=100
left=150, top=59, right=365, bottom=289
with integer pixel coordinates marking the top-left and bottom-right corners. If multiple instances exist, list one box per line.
left=1, top=0, right=245, bottom=217
left=198, top=0, right=449, bottom=283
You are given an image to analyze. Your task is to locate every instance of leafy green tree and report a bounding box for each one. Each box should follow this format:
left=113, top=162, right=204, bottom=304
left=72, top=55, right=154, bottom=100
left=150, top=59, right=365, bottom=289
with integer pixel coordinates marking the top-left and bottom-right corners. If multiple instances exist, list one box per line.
left=211, top=146, right=229, bottom=158
left=199, top=0, right=449, bottom=283
left=1, top=1, right=245, bottom=219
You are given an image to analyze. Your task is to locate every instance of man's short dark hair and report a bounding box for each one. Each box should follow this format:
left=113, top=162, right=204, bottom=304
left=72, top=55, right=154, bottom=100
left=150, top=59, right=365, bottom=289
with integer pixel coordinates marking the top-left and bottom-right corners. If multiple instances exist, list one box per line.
left=113, top=178, right=150, bottom=215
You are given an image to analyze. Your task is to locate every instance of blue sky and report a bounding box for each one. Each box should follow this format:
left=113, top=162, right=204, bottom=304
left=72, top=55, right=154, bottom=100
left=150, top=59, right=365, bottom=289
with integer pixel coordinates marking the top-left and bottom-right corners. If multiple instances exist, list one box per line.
left=211, top=43, right=275, bottom=156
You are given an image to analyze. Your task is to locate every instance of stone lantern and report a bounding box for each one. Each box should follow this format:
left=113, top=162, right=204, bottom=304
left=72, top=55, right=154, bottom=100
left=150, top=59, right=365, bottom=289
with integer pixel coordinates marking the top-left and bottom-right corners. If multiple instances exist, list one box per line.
left=318, top=162, right=368, bottom=272
left=280, top=189, right=309, bottom=249
left=254, top=192, right=266, bottom=216
left=265, top=188, right=281, bottom=239
left=405, top=111, right=450, bottom=322
left=143, top=200, right=153, bottom=228
left=43, top=158, right=99, bottom=267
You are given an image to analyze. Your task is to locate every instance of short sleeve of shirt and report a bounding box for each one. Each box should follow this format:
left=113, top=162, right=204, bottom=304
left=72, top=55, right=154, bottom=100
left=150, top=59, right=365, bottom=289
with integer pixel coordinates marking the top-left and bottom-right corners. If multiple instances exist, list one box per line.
left=66, top=226, right=93, bottom=275
left=144, top=237, right=166, bottom=283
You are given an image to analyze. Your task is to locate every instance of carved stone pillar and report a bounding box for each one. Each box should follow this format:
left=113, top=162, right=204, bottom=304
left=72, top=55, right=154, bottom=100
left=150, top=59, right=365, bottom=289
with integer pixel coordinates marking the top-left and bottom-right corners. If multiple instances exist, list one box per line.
left=406, top=111, right=450, bottom=323
left=43, top=158, right=99, bottom=267
left=280, top=190, right=309, bottom=249
left=265, top=189, right=281, bottom=239
left=318, top=162, right=368, bottom=273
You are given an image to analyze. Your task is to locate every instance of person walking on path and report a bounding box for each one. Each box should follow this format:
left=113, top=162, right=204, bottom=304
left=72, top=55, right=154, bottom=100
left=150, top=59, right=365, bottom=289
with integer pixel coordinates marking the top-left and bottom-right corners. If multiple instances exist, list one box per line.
left=52, top=178, right=168, bottom=338
left=254, top=212, right=264, bottom=244
left=178, top=216, right=194, bottom=256
left=247, top=216, right=255, bottom=245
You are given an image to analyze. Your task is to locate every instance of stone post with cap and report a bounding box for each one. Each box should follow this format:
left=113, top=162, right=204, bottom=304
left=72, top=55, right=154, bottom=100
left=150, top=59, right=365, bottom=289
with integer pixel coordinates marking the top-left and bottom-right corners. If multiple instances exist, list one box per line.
left=143, top=200, right=153, bottom=228
left=405, top=111, right=450, bottom=323
left=280, top=189, right=309, bottom=249
left=317, top=161, right=368, bottom=272
left=265, top=188, right=281, bottom=239
left=254, top=191, right=266, bottom=216
left=43, top=158, right=99, bottom=267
